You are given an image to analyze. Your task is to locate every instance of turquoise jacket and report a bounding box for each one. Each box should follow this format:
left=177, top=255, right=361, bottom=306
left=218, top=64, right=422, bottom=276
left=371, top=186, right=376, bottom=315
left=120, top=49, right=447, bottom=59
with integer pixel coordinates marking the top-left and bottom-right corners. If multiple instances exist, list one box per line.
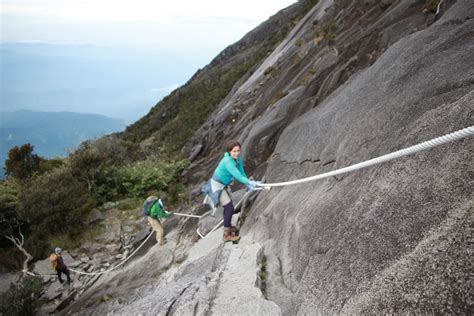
left=213, top=152, right=250, bottom=186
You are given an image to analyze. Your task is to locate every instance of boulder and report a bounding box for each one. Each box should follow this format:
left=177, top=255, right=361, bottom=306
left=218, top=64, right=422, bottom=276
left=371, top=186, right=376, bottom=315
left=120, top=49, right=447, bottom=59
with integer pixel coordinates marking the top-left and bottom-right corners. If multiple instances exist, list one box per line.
left=122, top=225, right=134, bottom=233
left=86, top=208, right=105, bottom=225
left=43, top=281, right=64, bottom=301
left=90, top=258, right=102, bottom=270
left=33, top=258, right=54, bottom=280
left=68, top=260, right=82, bottom=268
left=72, top=278, right=83, bottom=290
left=61, top=251, right=74, bottom=265
left=103, top=202, right=115, bottom=210
left=188, top=144, right=203, bottom=162
left=130, top=227, right=151, bottom=248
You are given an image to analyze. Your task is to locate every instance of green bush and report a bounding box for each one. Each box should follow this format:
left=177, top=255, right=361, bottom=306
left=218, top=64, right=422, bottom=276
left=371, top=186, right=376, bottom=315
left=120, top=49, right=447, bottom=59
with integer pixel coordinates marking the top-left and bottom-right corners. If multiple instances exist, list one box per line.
left=294, top=38, right=304, bottom=47
left=115, top=159, right=187, bottom=198
left=424, top=0, right=440, bottom=13
left=4, top=144, right=41, bottom=181
left=315, top=20, right=337, bottom=44
left=0, top=179, right=22, bottom=251
left=17, top=166, right=95, bottom=257
left=0, top=276, right=44, bottom=315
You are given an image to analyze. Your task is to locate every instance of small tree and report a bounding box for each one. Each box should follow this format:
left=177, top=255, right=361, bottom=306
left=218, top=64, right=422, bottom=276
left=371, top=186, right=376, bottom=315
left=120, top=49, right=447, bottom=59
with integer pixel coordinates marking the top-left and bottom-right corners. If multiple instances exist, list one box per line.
left=18, top=166, right=95, bottom=239
left=4, top=144, right=41, bottom=180
left=0, top=216, right=33, bottom=278
left=68, top=141, right=107, bottom=193
left=0, top=275, right=44, bottom=315
left=0, top=179, right=33, bottom=276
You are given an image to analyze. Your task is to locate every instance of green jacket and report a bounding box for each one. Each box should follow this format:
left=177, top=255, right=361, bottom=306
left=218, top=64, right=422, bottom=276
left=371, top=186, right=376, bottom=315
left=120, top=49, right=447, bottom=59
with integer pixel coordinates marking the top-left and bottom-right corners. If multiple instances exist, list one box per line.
left=150, top=202, right=172, bottom=219
left=213, top=152, right=250, bottom=186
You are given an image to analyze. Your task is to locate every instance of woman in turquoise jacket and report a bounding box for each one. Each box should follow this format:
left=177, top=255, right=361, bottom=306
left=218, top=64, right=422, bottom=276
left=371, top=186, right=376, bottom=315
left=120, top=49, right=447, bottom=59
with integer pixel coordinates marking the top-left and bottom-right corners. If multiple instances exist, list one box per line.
left=206, top=140, right=261, bottom=242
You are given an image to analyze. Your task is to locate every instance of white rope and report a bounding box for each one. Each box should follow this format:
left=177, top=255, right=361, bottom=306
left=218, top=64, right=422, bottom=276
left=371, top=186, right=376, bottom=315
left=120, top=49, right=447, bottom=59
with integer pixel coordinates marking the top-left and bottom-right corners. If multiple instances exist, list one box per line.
left=261, top=126, right=474, bottom=188
left=196, top=190, right=255, bottom=239
left=173, top=212, right=202, bottom=218
left=25, top=214, right=199, bottom=278
left=68, top=230, right=155, bottom=276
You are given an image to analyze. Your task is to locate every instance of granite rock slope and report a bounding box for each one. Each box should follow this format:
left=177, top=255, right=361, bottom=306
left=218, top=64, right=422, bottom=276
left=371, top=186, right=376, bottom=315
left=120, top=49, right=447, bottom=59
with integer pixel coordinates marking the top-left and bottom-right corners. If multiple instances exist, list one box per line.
left=64, top=0, right=473, bottom=314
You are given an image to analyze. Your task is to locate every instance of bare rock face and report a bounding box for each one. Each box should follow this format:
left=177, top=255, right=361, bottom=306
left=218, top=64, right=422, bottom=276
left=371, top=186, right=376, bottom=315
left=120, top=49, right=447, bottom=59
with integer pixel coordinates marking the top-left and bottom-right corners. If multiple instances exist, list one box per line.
left=63, top=229, right=276, bottom=316
left=188, top=0, right=473, bottom=313
left=62, top=0, right=473, bottom=314
left=241, top=1, right=474, bottom=313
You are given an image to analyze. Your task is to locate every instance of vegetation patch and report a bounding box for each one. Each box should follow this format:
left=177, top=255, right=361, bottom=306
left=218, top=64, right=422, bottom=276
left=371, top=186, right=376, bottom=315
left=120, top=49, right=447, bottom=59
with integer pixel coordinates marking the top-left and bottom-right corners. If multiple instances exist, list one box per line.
left=314, top=20, right=337, bottom=45
left=116, top=198, right=142, bottom=211
left=294, top=38, right=305, bottom=47
left=96, top=293, right=113, bottom=304
left=272, top=90, right=289, bottom=105
left=0, top=276, right=44, bottom=315
left=264, top=66, right=276, bottom=76
left=423, top=0, right=441, bottom=13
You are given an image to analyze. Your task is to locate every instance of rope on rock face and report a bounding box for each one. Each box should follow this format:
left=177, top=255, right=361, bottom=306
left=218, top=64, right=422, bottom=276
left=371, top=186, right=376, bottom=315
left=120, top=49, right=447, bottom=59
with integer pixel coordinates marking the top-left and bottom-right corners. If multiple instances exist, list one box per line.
left=261, top=126, right=474, bottom=188
left=25, top=214, right=200, bottom=278
left=66, top=213, right=201, bottom=275
left=196, top=190, right=253, bottom=239
left=173, top=213, right=202, bottom=218
left=68, top=230, right=155, bottom=276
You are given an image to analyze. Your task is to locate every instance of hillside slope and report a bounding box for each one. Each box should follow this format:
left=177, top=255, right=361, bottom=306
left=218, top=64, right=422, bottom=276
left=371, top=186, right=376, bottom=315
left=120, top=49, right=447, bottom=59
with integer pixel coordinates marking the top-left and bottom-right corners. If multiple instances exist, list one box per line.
left=63, top=0, right=473, bottom=314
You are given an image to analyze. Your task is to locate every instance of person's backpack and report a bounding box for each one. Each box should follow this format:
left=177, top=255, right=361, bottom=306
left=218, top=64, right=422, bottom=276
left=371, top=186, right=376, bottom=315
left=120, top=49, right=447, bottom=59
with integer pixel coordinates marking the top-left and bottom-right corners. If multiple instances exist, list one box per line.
left=143, top=196, right=165, bottom=217
left=50, top=253, right=58, bottom=270
left=143, top=196, right=158, bottom=216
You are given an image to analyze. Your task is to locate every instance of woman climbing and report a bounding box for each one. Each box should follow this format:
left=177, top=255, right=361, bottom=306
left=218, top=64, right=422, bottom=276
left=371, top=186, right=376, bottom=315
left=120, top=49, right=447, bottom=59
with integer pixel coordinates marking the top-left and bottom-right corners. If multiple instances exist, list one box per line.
left=202, top=140, right=262, bottom=242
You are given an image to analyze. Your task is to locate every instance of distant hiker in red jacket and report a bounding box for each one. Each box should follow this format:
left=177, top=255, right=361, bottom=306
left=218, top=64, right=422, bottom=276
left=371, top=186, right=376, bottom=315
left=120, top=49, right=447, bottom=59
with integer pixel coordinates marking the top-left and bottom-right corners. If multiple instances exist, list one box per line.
left=50, top=247, right=71, bottom=285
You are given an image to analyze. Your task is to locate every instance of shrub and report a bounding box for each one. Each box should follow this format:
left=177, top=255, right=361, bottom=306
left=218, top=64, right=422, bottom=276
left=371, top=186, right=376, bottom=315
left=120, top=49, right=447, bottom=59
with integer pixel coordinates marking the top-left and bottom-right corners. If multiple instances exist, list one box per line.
left=115, top=159, right=187, bottom=198
left=116, top=198, right=142, bottom=211
left=4, top=144, right=41, bottom=180
left=0, top=276, right=44, bottom=315
left=17, top=166, right=95, bottom=257
left=272, top=90, right=289, bottom=105
left=423, top=0, right=440, bottom=13
left=314, top=20, right=337, bottom=45
left=263, top=66, right=275, bottom=76
left=38, top=157, right=64, bottom=174
left=0, top=179, right=23, bottom=252
left=294, top=38, right=304, bottom=47
left=68, top=141, right=107, bottom=192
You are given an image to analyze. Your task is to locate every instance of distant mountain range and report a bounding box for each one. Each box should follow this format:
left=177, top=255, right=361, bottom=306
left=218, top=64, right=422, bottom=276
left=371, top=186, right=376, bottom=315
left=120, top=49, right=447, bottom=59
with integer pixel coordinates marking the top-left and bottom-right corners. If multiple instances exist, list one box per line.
left=0, top=42, right=203, bottom=122
left=0, top=110, right=125, bottom=172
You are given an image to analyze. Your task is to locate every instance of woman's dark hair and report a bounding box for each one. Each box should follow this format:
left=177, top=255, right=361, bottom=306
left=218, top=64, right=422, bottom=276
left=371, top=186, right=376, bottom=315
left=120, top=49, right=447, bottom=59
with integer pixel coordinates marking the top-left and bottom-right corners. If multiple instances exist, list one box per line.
left=226, top=140, right=241, bottom=152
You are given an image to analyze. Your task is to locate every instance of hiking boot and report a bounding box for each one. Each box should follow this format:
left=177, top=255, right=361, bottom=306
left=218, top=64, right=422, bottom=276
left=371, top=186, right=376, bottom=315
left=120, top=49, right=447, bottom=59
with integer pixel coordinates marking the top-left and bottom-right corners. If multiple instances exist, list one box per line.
left=159, top=238, right=167, bottom=246
left=229, top=226, right=239, bottom=236
left=223, top=228, right=240, bottom=242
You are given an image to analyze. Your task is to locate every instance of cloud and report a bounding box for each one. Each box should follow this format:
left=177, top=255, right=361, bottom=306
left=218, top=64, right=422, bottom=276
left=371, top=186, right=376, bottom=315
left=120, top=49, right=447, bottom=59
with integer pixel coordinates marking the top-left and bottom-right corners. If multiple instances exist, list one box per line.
left=1, top=0, right=297, bottom=22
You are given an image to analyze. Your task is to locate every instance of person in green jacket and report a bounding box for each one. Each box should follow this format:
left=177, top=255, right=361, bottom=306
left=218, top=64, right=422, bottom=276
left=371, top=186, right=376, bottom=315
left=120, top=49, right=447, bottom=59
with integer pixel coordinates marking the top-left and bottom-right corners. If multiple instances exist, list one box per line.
left=210, top=140, right=262, bottom=242
left=146, top=197, right=173, bottom=245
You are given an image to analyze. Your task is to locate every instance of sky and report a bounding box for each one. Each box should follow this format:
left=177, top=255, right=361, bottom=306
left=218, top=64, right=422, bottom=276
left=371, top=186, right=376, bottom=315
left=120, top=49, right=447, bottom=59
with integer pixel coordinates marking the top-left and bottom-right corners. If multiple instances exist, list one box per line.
left=0, top=0, right=298, bottom=121
left=1, top=0, right=297, bottom=50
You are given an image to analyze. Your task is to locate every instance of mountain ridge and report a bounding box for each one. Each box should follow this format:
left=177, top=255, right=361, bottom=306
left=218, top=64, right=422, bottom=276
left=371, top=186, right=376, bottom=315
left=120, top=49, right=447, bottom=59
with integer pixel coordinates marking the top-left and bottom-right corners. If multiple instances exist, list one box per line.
left=1, top=110, right=126, bottom=171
